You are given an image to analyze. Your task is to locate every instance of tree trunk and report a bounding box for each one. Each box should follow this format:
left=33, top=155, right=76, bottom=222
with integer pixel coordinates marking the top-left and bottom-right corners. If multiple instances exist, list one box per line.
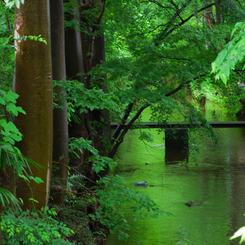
left=50, top=0, right=68, bottom=205
left=13, top=0, right=53, bottom=210
left=65, top=3, right=84, bottom=84
left=91, top=33, right=111, bottom=157
left=79, top=0, right=111, bottom=180
left=65, top=2, right=89, bottom=174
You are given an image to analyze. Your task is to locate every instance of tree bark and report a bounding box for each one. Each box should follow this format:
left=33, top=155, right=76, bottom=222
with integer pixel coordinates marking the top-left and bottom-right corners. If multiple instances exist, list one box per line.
left=50, top=0, right=68, bottom=205
left=13, top=0, right=53, bottom=210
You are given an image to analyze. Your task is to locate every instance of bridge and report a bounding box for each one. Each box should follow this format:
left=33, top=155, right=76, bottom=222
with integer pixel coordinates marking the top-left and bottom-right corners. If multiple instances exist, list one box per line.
left=111, top=121, right=245, bottom=162
left=111, top=121, right=245, bottom=129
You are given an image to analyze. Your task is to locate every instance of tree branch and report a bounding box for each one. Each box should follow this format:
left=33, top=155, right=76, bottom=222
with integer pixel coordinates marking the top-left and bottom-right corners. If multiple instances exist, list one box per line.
left=166, top=2, right=216, bottom=37
left=153, top=0, right=191, bottom=43
left=165, top=74, right=205, bottom=97
left=111, top=102, right=134, bottom=142
left=169, top=0, right=178, bottom=9
left=145, top=23, right=168, bottom=34
left=155, top=2, right=216, bottom=45
left=109, top=105, right=148, bottom=158
left=93, top=0, right=106, bottom=31
left=235, top=0, right=242, bottom=7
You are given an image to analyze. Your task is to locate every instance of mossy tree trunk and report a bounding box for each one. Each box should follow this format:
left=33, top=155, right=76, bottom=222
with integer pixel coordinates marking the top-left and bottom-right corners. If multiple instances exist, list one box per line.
left=13, top=0, right=53, bottom=210
left=50, top=0, right=68, bottom=205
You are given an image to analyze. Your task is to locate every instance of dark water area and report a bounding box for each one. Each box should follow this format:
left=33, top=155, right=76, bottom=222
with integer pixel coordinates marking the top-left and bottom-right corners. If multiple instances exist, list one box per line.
left=107, top=101, right=245, bottom=245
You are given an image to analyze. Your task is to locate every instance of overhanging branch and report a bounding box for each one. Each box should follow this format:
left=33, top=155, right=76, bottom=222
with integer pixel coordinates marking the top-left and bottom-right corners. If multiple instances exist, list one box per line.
left=111, top=102, right=134, bottom=142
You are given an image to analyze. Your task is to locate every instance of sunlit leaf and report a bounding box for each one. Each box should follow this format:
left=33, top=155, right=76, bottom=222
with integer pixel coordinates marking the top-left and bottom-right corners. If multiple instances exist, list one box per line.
left=230, top=226, right=245, bottom=244
left=231, top=22, right=244, bottom=38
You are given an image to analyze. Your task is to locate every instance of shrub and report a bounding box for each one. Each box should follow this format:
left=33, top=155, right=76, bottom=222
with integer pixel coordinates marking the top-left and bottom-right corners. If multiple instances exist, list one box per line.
left=1, top=207, right=75, bottom=245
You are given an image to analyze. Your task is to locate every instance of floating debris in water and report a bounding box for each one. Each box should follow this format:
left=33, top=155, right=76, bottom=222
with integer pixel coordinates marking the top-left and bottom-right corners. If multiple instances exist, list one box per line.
left=185, top=201, right=202, bottom=207
left=135, top=181, right=148, bottom=186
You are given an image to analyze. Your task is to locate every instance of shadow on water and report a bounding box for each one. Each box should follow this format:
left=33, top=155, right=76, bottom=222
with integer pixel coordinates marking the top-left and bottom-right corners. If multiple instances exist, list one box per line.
left=107, top=102, right=245, bottom=245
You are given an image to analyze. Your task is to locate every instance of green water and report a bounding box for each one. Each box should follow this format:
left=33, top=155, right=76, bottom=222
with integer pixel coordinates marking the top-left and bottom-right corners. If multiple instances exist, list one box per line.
left=107, top=102, right=245, bottom=245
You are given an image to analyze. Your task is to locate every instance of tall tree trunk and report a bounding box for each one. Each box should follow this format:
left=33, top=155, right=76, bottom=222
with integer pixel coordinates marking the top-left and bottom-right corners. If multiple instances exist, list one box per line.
left=65, top=2, right=88, bottom=173
left=91, top=33, right=111, bottom=156
left=13, top=0, right=53, bottom=210
left=65, top=18, right=87, bottom=140
left=80, top=0, right=111, bottom=180
left=50, top=0, right=68, bottom=205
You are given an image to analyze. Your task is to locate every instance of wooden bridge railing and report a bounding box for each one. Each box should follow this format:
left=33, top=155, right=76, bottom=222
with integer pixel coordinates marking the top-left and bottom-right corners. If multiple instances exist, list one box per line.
left=111, top=121, right=245, bottom=129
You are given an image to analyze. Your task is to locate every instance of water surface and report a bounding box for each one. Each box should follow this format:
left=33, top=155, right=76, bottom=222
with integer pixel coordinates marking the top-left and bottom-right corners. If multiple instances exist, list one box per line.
left=107, top=102, right=245, bottom=245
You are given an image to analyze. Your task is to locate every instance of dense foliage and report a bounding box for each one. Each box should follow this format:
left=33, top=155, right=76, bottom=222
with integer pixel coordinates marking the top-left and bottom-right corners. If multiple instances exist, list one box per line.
left=2, top=207, right=74, bottom=245
left=1, top=0, right=245, bottom=244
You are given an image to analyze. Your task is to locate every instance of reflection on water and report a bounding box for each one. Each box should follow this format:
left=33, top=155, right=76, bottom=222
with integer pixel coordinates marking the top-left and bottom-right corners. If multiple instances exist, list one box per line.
left=107, top=102, right=245, bottom=245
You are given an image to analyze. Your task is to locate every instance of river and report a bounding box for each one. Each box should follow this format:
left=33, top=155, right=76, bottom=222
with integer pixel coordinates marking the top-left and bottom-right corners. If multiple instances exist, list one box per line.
left=107, top=101, right=245, bottom=245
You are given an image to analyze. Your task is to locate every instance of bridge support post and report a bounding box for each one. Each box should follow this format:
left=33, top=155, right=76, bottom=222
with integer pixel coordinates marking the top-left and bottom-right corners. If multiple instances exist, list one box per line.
left=165, top=128, right=189, bottom=162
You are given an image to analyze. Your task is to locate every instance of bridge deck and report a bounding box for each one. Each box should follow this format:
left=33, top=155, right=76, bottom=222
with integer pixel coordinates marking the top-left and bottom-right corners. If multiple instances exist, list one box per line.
left=110, top=121, right=245, bottom=129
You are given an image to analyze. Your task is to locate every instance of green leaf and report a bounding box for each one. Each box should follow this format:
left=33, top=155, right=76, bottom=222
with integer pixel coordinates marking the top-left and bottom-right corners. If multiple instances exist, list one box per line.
left=6, top=103, right=19, bottom=116
left=216, top=49, right=227, bottom=67
left=0, top=119, right=7, bottom=127
left=211, top=62, right=215, bottom=73
left=4, top=90, right=18, bottom=103
left=0, top=97, right=6, bottom=105
left=3, top=136, right=15, bottom=145
left=231, top=22, right=244, bottom=38
left=9, top=134, right=22, bottom=142
left=230, top=226, right=245, bottom=243
left=220, top=73, right=227, bottom=85
left=3, top=121, right=19, bottom=134
left=30, top=176, right=44, bottom=184
left=0, top=187, right=19, bottom=208
left=29, top=198, right=39, bottom=203
left=18, top=174, right=29, bottom=182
